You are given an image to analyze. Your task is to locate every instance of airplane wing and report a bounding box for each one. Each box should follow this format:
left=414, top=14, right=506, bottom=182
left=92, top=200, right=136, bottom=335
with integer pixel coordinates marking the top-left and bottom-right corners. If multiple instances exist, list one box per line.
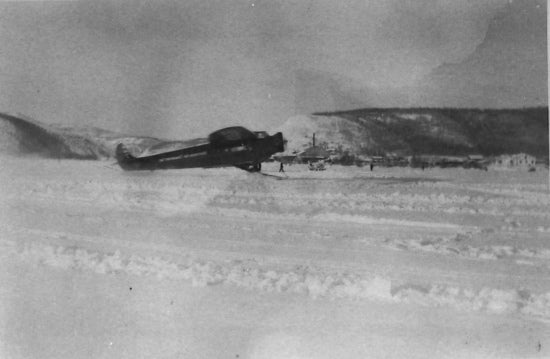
left=137, top=138, right=209, bottom=158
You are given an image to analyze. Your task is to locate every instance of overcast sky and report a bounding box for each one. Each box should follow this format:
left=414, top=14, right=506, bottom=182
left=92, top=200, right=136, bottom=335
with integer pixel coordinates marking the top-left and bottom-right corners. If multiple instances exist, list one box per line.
left=0, top=0, right=546, bottom=138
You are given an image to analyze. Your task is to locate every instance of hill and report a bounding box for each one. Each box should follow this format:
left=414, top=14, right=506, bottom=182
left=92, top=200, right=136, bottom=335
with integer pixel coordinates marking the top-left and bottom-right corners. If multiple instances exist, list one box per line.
left=0, top=112, right=162, bottom=159
left=280, top=108, right=548, bottom=158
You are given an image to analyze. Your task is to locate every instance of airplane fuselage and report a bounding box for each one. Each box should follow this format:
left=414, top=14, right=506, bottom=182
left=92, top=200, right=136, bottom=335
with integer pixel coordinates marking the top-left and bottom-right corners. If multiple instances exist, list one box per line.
left=116, top=127, right=284, bottom=172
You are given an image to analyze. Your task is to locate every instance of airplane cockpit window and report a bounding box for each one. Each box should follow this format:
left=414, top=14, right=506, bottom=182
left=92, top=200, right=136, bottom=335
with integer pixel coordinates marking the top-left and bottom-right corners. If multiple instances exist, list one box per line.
left=254, top=131, right=268, bottom=139
left=209, top=126, right=256, bottom=146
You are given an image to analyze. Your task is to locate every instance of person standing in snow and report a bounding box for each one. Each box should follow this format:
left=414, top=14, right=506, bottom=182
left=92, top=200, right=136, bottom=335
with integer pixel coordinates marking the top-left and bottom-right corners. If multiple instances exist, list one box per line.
left=279, top=162, right=285, bottom=172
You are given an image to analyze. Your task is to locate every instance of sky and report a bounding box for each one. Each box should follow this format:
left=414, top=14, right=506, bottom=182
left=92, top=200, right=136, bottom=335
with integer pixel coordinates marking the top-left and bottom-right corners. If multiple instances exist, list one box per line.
left=0, top=0, right=547, bottom=138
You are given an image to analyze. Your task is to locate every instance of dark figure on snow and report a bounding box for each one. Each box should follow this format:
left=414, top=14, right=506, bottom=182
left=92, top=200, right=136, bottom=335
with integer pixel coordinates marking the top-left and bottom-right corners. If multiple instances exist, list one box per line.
left=370, top=163, right=374, bottom=171
left=279, top=162, right=285, bottom=172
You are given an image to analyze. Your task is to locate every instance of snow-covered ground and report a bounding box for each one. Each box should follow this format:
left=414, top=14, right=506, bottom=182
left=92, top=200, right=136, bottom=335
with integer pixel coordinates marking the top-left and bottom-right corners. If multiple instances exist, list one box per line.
left=1, top=156, right=549, bottom=358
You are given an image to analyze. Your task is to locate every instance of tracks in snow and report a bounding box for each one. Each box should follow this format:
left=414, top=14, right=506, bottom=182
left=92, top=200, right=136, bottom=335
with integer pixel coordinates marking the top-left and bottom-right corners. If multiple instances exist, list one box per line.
left=1, top=159, right=550, bottom=319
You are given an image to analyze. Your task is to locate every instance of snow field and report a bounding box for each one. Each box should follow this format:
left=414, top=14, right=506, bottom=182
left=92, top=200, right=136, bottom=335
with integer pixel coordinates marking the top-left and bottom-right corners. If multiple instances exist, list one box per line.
left=2, top=156, right=550, bottom=358
left=2, top=234, right=550, bottom=322
left=3, top=158, right=548, bottom=259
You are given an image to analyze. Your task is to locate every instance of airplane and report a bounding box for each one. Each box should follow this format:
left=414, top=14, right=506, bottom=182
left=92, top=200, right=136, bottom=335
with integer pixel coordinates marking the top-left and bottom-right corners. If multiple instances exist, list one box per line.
left=116, top=126, right=285, bottom=172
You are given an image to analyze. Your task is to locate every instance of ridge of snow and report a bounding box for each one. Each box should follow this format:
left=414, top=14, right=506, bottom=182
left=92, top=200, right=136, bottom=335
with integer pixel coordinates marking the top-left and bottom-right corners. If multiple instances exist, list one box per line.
left=5, top=239, right=549, bottom=321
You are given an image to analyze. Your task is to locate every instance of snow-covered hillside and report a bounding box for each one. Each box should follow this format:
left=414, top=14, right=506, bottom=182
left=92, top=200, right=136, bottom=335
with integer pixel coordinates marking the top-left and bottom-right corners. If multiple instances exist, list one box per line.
left=1, top=156, right=549, bottom=358
left=277, top=114, right=408, bottom=155
left=0, top=112, right=162, bottom=159
left=279, top=108, right=548, bottom=157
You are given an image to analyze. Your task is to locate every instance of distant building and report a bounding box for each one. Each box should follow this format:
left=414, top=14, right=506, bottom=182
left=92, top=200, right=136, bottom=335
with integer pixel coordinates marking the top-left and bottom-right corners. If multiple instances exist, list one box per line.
left=296, top=133, right=330, bottom=163
left=354, top=155, right=372, bottom=166
left=467, top=154, right=484, bottom=161
left=409, top=155, right=462, bottom=168
left=491, top=153, right=536, bottom=169
left=463, top=154, right=488, bottom=170
left=297, top=146, right=330, bottom=163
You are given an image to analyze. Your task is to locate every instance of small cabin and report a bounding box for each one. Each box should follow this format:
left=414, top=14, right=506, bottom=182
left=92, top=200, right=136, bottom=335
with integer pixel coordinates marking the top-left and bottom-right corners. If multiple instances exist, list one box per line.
left=297, top=146, right=330, bottom=163
left=491, top=153, right=536, bottom=169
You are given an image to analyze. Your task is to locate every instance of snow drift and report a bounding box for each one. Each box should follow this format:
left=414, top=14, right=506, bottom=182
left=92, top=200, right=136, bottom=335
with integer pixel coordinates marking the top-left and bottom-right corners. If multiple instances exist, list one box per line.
left=3, top=236, right=549, bottom=320
left=0, top=112, right=161, bottom=160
